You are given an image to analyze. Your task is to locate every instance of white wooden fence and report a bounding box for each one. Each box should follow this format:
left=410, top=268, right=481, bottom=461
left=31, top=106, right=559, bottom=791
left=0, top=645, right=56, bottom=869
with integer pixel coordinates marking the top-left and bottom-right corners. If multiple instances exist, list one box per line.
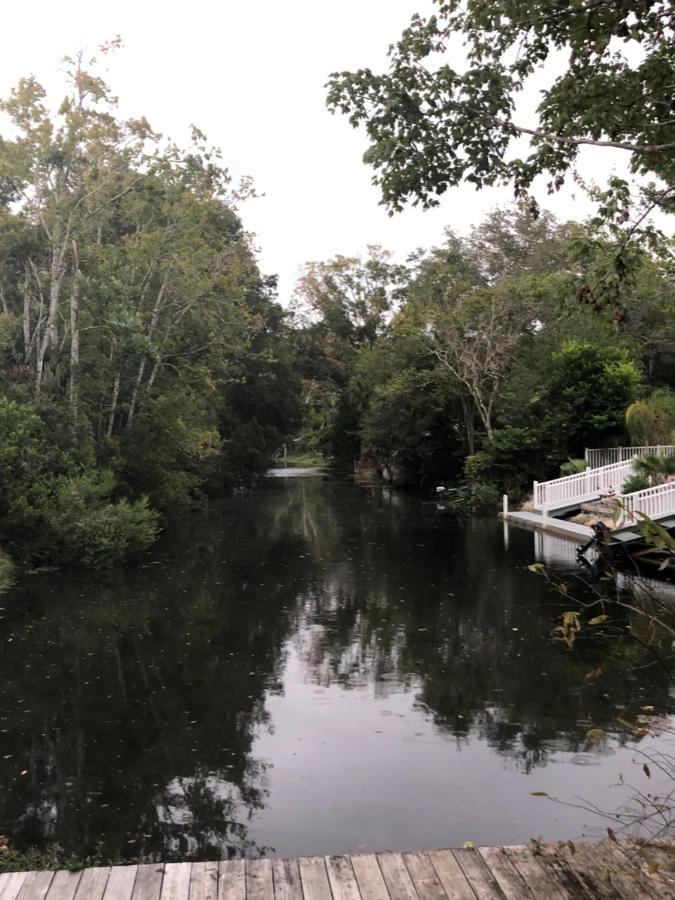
left=585, top=445, right=675, bottom=469
left=619, top=481, right=675, bottom=525
left=534, top=458, right=634, bottom=512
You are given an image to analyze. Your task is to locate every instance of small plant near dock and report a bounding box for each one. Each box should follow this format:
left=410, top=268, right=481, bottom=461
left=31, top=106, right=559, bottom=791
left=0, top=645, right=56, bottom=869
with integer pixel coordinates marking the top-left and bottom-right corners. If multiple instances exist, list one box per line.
left=529, top=520, right=675, bottom=843
left=0, top=837, right=113, bottom=873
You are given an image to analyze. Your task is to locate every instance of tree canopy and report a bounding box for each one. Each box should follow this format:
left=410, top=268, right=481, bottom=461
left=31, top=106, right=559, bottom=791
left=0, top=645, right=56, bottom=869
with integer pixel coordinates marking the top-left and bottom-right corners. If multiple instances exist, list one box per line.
left=0, top=52, right=301, bottom=565
left=327, top=1, right=675, bottom=213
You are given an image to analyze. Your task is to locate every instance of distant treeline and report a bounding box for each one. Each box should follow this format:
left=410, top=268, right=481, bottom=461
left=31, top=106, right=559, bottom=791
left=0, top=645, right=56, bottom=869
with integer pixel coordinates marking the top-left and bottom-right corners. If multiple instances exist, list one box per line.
left=289, top=209, right=675, bottom=509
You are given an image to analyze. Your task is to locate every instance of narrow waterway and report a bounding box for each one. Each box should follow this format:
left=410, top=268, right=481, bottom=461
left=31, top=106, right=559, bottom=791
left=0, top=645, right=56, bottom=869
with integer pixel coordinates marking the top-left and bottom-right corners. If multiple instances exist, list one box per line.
left=1, top=470, right=673, bottom=862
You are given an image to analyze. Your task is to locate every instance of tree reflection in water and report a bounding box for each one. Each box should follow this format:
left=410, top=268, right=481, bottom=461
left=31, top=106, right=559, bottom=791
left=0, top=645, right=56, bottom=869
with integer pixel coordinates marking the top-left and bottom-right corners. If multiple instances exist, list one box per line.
left=1, top=473, right=673, bottom=859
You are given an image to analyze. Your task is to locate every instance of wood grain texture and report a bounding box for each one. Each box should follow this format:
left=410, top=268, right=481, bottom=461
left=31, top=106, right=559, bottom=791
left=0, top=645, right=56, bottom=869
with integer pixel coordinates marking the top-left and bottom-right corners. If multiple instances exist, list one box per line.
left=427, top=849, right=477, bottom=900
left=504, top=847, right=574, bottom=900
left=475, top=847, right=530, bottom=899
left=43, top=871, right=82, bottom=900
left=351, top=854, right=391, bottom=900
left=403, top=851, right=448, bottom=900
left=0, top=872, right=28, bottom=900
left=131, top=866, right=164, bottom=900
left=159, top=864, right=190, bottom=900
left=569, top=841, right=652, bottom=900
left=271, top=859, right=303, bottom=900
left=298, top=857, right=332, bottom=900
left=325, top=856, right=361, bottom=900
left=246, top=860, right=274, bottom=900
left=73, top=868, right=110, bottom=900
left=189, top=862, right=218, bottom=900
left=16, top=871, right=55, bottom=900
left=376, top=852, right=419, bottom=900
left=101, top=866, right=138, bottom=900
left=217, top=861, right=245, bottom=900
left=9, top=837, right=675, bottom=899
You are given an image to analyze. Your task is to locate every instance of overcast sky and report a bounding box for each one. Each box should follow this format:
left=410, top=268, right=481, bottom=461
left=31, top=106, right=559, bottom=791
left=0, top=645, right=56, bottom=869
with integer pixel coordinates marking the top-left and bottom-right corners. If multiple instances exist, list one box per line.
left=2, top=0, right=644, bottom=304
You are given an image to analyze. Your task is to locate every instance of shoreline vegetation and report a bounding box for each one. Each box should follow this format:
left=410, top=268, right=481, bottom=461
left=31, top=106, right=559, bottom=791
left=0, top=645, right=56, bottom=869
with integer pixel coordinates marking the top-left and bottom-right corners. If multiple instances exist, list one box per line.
left=0, top=49, right=673, bottom=574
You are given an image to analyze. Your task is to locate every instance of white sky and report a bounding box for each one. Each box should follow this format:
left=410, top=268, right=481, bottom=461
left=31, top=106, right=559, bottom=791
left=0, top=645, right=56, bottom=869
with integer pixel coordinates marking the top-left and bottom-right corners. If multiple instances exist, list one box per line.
left=0, top=0, right=647, bottom=304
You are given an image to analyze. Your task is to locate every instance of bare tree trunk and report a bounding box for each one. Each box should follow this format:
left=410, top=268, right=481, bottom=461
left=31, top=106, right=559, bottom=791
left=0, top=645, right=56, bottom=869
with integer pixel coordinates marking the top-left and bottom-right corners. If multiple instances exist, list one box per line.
left=0, top=282, right=8, bottom=316
left=68, top=241, right=81, bottom=430
left=22, top=265, right=31, bottom=362
left=127, top=275, right=169, bottom=427
left=36, top=238, right=68, bottom=391
left=461, top=395, right=475, bottom=455
left=146, top=357, right=161, bottom=396
left=107, top=371, right=121, bottom=438
left=127, top=356, right=147, bottom=428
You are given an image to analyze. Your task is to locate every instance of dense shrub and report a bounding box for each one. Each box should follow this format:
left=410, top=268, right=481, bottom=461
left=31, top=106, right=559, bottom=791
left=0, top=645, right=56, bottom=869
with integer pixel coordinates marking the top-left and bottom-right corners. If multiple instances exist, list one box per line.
left=0, top=398, right=158, bottom=567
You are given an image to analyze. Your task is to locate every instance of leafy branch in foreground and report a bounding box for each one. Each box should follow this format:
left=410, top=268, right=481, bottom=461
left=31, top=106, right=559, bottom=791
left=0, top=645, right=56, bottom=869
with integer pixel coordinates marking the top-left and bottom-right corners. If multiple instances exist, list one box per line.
left=327, top=1, right=675, bottom=213
left=529, top=515, right=675, bottom=840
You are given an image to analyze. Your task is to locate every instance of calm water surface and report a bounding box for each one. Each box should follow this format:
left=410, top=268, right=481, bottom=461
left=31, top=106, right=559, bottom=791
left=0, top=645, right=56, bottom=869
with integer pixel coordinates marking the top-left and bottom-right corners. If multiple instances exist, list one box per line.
left=1, top=470, right=674, bottom=861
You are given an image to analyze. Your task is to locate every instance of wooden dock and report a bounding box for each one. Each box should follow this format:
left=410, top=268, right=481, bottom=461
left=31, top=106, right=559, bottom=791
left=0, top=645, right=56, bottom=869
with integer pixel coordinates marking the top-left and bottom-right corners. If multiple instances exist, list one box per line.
left=1, top=840, right=674, bottom=900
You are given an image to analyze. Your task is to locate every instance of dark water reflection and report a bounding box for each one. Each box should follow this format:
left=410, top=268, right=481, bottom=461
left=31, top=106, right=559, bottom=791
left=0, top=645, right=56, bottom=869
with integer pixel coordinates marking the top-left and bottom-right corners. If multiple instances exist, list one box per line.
left=1, top=472, right=674, bottom=861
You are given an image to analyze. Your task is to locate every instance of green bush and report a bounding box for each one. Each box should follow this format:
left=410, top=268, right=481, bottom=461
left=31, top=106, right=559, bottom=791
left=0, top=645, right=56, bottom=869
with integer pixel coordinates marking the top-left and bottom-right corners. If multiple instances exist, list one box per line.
left=42, top=472, right=159, bottom=567
left=626, top=388, right=675, bottom=445
left=0, top=839, right=113, bottom=873
left=622, top=473, right=650, bottom=494
left=560, top=458, right=587, bottom=477
left=0, top=398, right=159, bottom=567
left=464, top=451, right=494, bottom=483
left=462, top=482, right=501, bottom=513
left=0, top=549, right=14, bottom=592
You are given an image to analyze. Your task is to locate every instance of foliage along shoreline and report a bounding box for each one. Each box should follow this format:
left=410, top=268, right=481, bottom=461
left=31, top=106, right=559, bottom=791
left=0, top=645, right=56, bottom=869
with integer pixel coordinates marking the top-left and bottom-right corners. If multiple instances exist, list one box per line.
left=0, top=53, right=301, bottom=570
left=1, top=50, right=674, bottom=573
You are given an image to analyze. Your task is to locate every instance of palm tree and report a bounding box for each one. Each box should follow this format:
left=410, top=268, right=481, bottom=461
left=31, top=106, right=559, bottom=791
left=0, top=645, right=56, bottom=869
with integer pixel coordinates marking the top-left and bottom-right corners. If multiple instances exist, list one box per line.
left=623, top=454, right=675, bottom=494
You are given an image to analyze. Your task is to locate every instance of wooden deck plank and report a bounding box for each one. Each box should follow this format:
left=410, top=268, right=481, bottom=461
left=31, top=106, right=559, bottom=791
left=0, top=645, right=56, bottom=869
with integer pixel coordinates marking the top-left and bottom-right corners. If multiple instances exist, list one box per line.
left=403, top=851, right=447, bottom=900
left=504, top=847, right=575, bottom=899
left=131, top=865, right=164, bottom=900
left=552, top=843, right=625, bottom=899
left=16, top=871, right=55, bottom=900
left=216, top=861, right=245, bottom=900
left=452, top=849, right=504, bottom=900
left=607, top=845, right=666, bottom=900
left=101, top=866, right=138, bottom=900
left=0, top=872, right=28, bottom=900
left=159, top=864, right=190, bottom=900
left=6, top=837, right=675, bottom=900
left=475, top=847, right=531, bottom=900
left=245, top=859, right=274, bottom=900
left=376, top=852, right=418, bottom=900
left=611, top=843, right=675, bottom=899
left=271, top=859, right=303, bottom=900
left=350, top=854, right=391, bottom=900
left=428, top=850, right=476, bottom=900
left=427, top=849, right=478, bottom=900
left=326, top=856, right=361, bottom=900
left=44, top=871, right=81, bottom=900
left=298, top=857, right=332, bottom=900
left=572, top=842, right=659, bottom=900
left=621, top=842, right=675, bottom=898
left=189, top=862, right=218, bottom=900
left=73, top=867, right=110, bottom=900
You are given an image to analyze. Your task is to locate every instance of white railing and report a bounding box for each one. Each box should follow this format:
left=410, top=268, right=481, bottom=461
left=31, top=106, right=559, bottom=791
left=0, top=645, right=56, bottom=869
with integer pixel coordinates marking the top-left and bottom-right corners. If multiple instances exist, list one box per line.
left=620, top=481, right=675, bottom=525
left=585, top=445, right=675, bottom=469
left=534, top=458, right=634, bottom=512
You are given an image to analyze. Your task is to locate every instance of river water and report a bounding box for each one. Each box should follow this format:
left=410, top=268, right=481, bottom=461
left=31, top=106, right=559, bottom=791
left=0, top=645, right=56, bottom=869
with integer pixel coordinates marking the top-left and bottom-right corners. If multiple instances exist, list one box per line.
left=1, top=469, right=673, bottom=862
